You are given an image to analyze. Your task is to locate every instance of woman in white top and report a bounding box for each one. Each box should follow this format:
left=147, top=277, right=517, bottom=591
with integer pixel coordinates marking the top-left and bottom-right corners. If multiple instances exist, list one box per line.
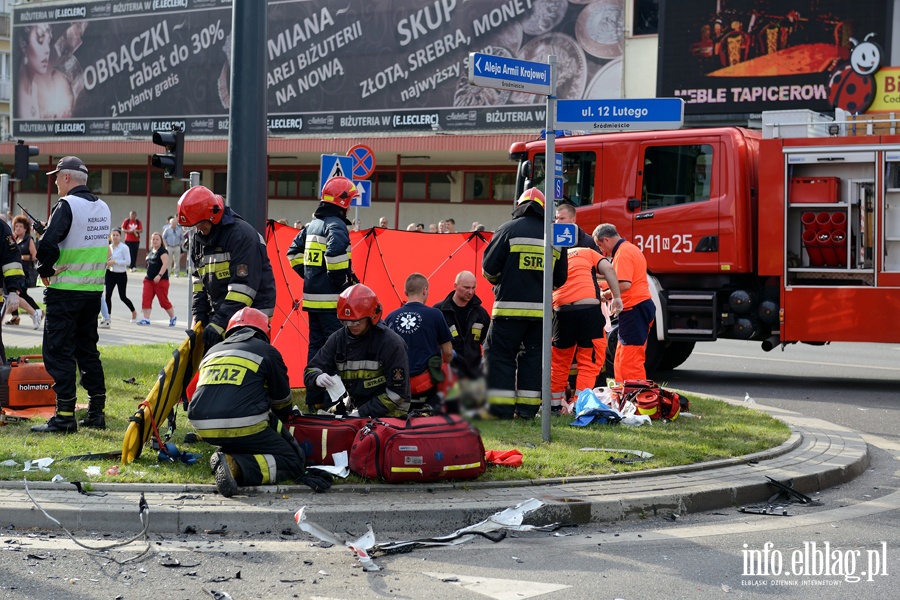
left=105, top=228, right=137, bottom=323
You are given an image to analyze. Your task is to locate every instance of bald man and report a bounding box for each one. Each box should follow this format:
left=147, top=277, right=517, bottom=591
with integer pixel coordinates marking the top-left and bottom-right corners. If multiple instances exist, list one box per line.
left=433, top=271, right=491, bottom=411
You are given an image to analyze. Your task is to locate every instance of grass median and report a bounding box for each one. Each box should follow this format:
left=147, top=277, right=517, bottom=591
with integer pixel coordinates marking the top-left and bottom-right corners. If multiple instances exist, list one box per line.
left=0, top=343, right=791, bottom=485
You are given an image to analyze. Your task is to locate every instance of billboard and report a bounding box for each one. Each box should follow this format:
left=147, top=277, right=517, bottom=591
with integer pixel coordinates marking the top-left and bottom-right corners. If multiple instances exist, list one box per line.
left=657, top=0, right=891, bottom=116
left=12, top=0, right=627, bottom=138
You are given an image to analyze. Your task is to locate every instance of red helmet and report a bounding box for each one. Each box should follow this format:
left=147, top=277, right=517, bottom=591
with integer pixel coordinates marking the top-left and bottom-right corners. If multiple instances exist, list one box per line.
left=321, top=177, right=358, bottom=210
left=517, top=188, right=545, bottom=208
left=337, top=284, right=382, bottom=325
left=226, top=307, right=271, bottom=340
left=177, top=186, right=225, bottom=227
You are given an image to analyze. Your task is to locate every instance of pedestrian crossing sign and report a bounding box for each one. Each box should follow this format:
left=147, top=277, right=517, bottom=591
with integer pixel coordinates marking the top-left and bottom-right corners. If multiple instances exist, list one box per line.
left=320, top=155, right=354, bottom=195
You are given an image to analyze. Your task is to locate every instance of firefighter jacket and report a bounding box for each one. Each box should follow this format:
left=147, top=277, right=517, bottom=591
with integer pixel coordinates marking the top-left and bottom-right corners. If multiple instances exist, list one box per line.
left=433, top=291, right=491, bottom=379
left=0, top=218, right=26, bottom=297
left=188, top=329, right=293, bottom=438
left=303, top=321, right=410, bottom=418
left=286, top=203, right=356, bottom=312
left=189, top=207, right=277, bottom=331
left=482, top=200, right=567, bottom=319
left=35, top=186, right=109, bottom=294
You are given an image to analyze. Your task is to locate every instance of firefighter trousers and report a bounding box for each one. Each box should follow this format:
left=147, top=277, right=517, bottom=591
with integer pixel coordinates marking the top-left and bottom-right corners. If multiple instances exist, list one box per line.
left=306, top=311, right=342, bottom=410
left=42, top=290, right=106, bottom=400
left=483, top=318, right=542, bottom=419
left=203, top=414, right=306, bottom=486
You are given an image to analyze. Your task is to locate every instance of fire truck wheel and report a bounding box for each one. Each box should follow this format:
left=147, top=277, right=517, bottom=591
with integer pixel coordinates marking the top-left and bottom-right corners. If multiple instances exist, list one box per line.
left=656, top=341, right=696, bottom=372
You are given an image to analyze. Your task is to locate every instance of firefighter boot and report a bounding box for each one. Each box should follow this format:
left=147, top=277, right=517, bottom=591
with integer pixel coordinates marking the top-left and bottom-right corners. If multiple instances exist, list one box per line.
left=78, top=395, right=107, bottom=429
left=30, top=398, right=78, bottom=434
left=212, top=451, right=241, bottom=498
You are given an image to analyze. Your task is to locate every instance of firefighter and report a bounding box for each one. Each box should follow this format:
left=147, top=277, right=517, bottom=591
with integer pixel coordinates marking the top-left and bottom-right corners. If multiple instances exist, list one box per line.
left=286, top=176, right=359, bottom=412
left=31, top=157, right=110, bottom=434
left=594, top=223, right=656, bottom=382
left=304, top=284, right=411, bottom=418
left=188, top=307, right=332, bottom=498
left=433, top=270, right=491, bottom=412
left=551, top=247, right=623, bottom=412
left=385, top=273, right=453, bottom=412
left=176, top=186, right=276, bottom=352
left=481, top=188, right=568, bottom=419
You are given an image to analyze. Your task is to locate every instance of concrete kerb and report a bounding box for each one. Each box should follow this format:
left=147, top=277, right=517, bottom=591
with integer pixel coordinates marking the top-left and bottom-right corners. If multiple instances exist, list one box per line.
left=0, top=398, right=870, bottom=535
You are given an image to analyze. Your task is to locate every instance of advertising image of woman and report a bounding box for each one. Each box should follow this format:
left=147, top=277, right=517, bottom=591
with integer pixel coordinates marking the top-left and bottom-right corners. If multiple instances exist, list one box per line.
left=17, top=24, right=75, bottom=120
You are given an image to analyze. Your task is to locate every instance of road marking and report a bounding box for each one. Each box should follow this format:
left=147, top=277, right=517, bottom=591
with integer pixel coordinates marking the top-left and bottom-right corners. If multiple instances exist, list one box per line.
left=693, top=351, right=900, bottom=373
left=422, top=572, right=570, bottom=599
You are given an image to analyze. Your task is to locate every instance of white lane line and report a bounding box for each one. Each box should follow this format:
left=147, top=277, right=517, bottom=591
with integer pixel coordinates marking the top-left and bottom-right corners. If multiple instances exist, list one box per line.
left=692, top=351, right=900, bottom=373
left=422, top=572, right=570, bottom=600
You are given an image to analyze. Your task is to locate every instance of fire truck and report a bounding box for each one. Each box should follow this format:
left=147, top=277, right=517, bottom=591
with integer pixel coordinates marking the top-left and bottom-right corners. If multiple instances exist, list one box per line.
left=508, top=112, right=900, bottom=374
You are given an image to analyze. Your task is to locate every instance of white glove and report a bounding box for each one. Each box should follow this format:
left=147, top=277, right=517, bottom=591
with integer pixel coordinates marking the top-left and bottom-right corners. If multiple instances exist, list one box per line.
left=348, top=410, right=360, bottom=418
left=316, top=373, right=336, bottom=388
left=5, top=293, right=20, bottom=313
left=610, top=298, right=624, bottom=316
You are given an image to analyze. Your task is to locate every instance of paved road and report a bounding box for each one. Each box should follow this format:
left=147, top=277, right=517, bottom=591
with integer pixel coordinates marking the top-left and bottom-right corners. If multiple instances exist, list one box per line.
left=3, top=271, right=193, bottom=351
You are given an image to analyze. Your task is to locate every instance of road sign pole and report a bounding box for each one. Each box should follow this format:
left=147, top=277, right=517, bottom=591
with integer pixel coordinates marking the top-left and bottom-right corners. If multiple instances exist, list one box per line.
left=186, top=171, right=201, bottom=324
left=542, top=55, right=557, bottom=444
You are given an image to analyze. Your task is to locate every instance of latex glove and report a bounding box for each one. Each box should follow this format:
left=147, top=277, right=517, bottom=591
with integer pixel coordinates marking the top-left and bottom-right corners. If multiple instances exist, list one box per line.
left=5, top=293, right=19, bottom=313
left=297, top=470, right=333, bottom=493
left=203, top=323, right=224, bottom=349
left=610, top=298, right=624, bottom=316
left=316, top=373, right=336, bottom=388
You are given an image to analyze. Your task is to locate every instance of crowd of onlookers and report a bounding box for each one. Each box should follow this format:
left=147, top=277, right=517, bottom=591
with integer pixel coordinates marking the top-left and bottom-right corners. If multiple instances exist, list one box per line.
left=277, top=215, right=487, bottom=234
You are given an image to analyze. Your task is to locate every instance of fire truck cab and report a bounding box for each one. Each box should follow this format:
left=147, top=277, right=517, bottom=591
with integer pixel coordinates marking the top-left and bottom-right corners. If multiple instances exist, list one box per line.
left=509, top=115, right=900, bottom=373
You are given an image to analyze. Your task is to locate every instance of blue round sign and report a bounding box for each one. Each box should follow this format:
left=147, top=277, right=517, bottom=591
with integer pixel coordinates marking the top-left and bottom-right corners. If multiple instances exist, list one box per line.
left=347, top=145, right=376, bottom=180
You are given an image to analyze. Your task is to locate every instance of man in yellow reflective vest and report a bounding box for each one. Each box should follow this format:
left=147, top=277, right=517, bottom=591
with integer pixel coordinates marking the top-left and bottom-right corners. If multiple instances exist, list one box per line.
left=481, top=188, right=567, bottom=419
left=32, top=157, right=111, bottom=433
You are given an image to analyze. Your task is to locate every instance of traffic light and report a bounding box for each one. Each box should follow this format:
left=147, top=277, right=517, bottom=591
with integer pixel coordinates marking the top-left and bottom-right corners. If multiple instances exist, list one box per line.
left=151, top=127, right=184, bottom=179
left=14, top=140, right=40, bottom=181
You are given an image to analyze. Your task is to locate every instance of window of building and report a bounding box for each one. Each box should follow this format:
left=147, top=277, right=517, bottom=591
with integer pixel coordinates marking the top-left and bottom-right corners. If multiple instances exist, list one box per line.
left=87, top=170, right=102, bottom=194
left=633, top=0, right=659, bottom=36
left=110, top=170, right=185, bottom=195
left=403, top=173, right=427, bottom=200
left=641, top=143, right=713, bottom=210
left=18, top=171, right=48, bottom=194
left=111, top=171, right=129, bottom=194
left=374, top=172, right=396, bottom=200
left=213, top=172, right=227, bottom=196
left=429, top=172, right=452, bottom=201
left=463, top=172, right=516, bottom=202
left=267, top=171, right=318, bottom=199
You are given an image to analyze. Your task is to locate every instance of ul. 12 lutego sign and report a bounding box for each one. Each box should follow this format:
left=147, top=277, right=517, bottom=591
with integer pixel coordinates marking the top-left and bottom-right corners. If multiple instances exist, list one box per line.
left=13, top=0, right=628, bottom=137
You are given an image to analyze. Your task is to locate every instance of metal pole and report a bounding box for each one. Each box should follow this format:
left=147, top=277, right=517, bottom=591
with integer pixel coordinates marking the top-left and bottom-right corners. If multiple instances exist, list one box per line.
left=186, top=171, right=200, bottom=324
left=227, top=0, right=268, bottom=234
left=0, top=174, right=8, bottom=217
left=394, top=155, right=401, bottom=230
left=541, top=55, right=557, bottom=444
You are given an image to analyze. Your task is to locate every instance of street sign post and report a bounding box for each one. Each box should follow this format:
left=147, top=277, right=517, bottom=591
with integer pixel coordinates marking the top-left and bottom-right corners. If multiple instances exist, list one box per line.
left=320, top=155, right=354, bottom=195
left=553, top=223, right=576, bottom=247
left=468, top=52, right=552, bottom=96
left=555, top=98, right=685, bottom=131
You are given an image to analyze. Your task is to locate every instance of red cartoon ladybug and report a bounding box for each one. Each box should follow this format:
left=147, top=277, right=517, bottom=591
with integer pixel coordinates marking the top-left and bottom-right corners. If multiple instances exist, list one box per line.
left=828, top=33, right=882, bottom=113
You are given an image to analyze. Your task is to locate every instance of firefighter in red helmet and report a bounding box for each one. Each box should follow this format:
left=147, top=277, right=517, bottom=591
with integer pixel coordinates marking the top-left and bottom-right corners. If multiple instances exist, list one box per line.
left=303, top=284, right=411, bottom=418
left=481, top=187, right=568, bottom=419
left=177, top=186, right=277, bottom=352
left=287, top=176, right=361, bottom=411
left=188, top=307, right=332, bottom=497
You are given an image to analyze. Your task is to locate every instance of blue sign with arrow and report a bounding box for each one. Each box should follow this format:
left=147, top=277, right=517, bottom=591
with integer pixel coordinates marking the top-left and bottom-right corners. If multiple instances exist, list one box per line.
left=350, top=180, right=371, bottom=208
left=555, top=98, right=684, bottom=132
left=468, top=52, right=552, bottom=96
left=553, top=223, right=577, bottom=248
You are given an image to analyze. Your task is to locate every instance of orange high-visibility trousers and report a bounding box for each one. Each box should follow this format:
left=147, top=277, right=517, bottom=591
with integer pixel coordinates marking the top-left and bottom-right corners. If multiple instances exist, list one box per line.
left=614, top=341, right=647, bottom=382
left=552, top=335, right=607, bottom=406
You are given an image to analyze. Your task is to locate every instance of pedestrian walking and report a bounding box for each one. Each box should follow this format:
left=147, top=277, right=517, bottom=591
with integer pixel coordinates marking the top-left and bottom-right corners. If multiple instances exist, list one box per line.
left=105, top=228, right=137, bottom=323
left=162, top=216, right=184, bottom=277
left=121, top=210, right=142, bottom=271
left=136, top=232, right=176, bottom=326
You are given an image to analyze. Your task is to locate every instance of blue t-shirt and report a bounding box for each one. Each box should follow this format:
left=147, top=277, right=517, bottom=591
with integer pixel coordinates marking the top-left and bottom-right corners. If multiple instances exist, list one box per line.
left=385, top=302, right=452, bottom=375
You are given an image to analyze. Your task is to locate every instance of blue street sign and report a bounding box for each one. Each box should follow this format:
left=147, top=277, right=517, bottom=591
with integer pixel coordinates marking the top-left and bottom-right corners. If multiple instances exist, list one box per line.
left=468, top=52, right=552, bottom=96
left=554, top=153, right=563, bottom=200
left=555, top=98, right=685, bottom=132
left=320, top=155, right=353, bottom=194
left=351, top=180, right=371, bottom=208
left=553, top=223, right=577, bottom=248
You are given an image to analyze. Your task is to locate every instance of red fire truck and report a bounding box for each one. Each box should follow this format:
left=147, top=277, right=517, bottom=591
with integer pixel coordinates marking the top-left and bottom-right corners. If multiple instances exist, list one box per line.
left=509, top=117, right=900, bottom=373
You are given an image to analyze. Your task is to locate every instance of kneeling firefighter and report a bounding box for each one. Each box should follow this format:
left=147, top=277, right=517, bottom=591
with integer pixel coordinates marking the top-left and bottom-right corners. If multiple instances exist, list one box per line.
left=187, top=307, right=331, bottom=497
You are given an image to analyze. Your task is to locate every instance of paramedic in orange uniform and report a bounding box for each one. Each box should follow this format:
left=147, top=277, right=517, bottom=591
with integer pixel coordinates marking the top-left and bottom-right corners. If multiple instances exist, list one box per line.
left=593, top=224, right=655, bottom=382
left=550, top=246, right=623, bottom=412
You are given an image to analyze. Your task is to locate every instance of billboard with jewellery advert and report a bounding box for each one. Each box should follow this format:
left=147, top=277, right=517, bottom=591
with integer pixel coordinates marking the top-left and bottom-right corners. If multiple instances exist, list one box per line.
left=657, top=0, right=890, bottom=116
left=12, top=0, right=626, bottom=138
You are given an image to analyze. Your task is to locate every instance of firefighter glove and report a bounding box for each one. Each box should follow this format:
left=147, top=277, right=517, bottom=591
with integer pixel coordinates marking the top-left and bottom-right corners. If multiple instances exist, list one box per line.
left=203, top=323, right=224, bottom=349
left=298, top=469, right=333, bottom=493
left=315, top=373, right=336, bottom=388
